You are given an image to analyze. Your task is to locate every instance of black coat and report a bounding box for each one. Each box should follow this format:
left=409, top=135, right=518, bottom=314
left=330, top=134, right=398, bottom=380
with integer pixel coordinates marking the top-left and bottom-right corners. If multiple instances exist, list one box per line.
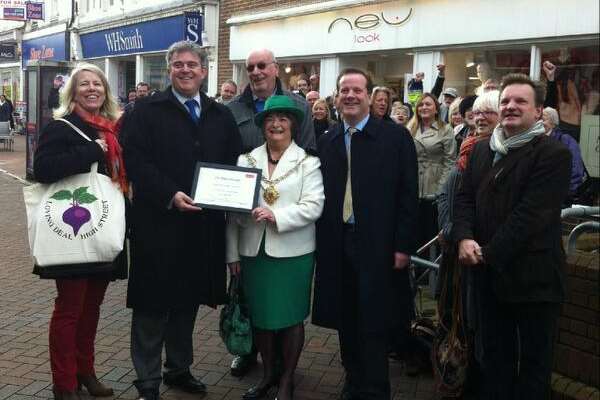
left=312, top=117, right=419, bottom=331
left=0, top=101, right=12, bottom=122
left=32, top=113, right=128, bottom=279
left=122, top=87, right=241, bottom=311
left=453, top=136, right=571, bottom=303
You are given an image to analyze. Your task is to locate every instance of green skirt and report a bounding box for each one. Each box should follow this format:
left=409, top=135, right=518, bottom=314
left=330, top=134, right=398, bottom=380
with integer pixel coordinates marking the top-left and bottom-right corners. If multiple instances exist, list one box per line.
left=241, top=244, right=314, bottom=330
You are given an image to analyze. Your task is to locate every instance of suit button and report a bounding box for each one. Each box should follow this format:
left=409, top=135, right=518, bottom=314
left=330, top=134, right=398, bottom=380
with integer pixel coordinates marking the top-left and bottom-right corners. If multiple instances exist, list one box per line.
left=195, top=141, right=200, bottom=147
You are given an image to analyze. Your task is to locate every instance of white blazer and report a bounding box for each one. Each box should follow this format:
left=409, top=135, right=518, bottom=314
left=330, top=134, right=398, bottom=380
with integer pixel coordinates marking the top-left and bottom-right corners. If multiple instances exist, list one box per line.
left=226, top=141, right=324, bottom=262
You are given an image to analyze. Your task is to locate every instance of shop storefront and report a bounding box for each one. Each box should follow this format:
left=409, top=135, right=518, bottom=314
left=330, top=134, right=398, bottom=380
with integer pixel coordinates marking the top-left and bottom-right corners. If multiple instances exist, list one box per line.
left=0, top=28, right=22, bottom=104
left=79, top=9, right=213, bottom=102
left=21, top=26, right=71, bottom=178
left=22, top=27, right=70, bottom=126
left=228, top=0, right=599, bottom=134
left=0, top=43, right=20, bottom=101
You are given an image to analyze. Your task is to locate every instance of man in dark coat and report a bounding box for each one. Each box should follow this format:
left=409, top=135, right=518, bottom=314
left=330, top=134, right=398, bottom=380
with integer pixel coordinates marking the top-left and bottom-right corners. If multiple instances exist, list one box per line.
left=453, top=73, right=571, bottom=400
left=312, top=68, right=418, bottom=400
left=122, top=41, right=241, bottom=400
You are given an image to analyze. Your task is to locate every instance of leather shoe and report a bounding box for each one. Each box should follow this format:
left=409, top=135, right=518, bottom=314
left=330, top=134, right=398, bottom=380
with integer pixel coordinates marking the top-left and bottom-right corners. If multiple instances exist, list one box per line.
left=77, top=373, right=114, bottom=397
left=231, top=354, right=257, bottom=377
left=242, top=380, right=277, bottom=400
left=163, top=372, right=207, bottom=394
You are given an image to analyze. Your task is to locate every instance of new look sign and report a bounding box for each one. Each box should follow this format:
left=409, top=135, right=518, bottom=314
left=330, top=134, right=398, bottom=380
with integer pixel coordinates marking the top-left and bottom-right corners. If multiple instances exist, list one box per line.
left=81, top=14, right=204, bottom=59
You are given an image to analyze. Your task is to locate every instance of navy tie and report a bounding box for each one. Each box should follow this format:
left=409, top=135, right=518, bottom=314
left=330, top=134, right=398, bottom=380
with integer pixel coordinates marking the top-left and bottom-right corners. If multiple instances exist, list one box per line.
left=185, top=99, right=199, bottom=124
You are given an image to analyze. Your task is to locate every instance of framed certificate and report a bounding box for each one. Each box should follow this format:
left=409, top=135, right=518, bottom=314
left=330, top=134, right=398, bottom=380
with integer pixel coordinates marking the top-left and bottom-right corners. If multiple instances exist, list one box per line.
left=191, top=162, right=261, bottom=213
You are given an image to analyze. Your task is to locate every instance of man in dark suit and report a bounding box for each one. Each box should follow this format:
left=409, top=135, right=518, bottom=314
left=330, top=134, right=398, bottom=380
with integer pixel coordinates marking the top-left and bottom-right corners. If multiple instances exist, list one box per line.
left=123, top=41, right=241, bottom=400
left=453, top=73, right=571, bottom=399
left=312, top=68, right=418, bottom=400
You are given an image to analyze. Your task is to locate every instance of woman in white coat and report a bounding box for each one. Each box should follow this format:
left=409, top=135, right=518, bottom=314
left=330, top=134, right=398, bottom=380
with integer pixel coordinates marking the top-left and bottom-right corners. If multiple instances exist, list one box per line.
left=226, top=95, right=324, bottom=400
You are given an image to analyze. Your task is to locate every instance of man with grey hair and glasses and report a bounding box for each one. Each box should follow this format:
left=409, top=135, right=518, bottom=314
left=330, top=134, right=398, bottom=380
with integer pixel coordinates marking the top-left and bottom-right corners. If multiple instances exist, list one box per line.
left=123, top=40, right=241, bottom=400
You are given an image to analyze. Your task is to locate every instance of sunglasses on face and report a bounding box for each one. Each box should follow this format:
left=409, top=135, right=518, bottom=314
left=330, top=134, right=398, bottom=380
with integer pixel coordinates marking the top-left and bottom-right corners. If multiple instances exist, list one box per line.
left=246, top=61, right=276, bottom=73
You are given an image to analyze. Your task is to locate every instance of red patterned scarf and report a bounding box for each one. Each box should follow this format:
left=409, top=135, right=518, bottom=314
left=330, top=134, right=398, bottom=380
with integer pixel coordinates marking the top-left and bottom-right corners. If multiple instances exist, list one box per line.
left=78, top=112, right=128, bottom=193
left=456, top=133, right=490, bottom=172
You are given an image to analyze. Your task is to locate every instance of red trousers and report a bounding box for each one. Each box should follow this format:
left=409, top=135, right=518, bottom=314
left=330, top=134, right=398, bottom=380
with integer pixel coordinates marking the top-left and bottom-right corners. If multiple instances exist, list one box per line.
left=49, top=278, right=109, bottom=391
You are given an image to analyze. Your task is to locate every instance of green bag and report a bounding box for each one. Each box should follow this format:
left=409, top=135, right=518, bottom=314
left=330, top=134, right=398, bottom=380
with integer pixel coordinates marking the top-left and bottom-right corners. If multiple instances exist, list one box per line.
left=219, top=275, right=253, bottom=356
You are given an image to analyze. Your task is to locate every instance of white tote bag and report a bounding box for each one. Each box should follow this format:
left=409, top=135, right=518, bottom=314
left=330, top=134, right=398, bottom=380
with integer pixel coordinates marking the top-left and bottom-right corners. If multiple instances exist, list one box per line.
left=23, top=119, right=125, bottom=267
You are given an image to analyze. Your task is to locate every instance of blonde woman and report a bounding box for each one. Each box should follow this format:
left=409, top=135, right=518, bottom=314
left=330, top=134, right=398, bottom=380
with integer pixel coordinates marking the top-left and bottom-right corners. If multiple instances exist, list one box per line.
left=391, top=102, right=411, bottom=125
left=312, top=98, right=335, bottom=139
left=406, top=93, right=456, bottom=248
left=33, top=63, right=127, bottom=400
left=370, top=86, right=393, bottom=120
left=448, top=97, right=464, bottom=130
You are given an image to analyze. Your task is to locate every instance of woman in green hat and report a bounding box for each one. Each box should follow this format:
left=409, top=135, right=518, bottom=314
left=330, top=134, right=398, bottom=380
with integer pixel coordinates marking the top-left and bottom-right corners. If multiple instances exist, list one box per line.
left=226, top=95, right=325, bottom=400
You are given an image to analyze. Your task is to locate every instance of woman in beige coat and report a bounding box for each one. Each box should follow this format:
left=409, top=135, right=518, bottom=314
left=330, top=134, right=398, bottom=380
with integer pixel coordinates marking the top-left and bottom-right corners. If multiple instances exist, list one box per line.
left=407, top=93, right=456, bottom=249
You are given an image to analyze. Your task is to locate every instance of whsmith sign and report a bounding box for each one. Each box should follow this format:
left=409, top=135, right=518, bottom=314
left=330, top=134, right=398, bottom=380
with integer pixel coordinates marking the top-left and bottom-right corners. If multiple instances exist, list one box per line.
left=80, top=14, right=203, bottom=59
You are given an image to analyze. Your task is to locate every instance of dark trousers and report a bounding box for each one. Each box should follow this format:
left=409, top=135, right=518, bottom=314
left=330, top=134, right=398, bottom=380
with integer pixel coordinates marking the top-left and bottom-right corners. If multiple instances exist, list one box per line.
left=130, top=306, right=199, bottom=392
left=338, top=226, right=390, bottom=400
left=477, top=299, right=559, bottom=400
left=50, top=278, right=109, bottom=391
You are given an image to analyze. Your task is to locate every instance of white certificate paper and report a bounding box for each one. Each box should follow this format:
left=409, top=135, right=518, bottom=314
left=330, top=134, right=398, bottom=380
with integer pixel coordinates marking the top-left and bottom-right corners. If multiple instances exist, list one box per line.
left=191, top=162, right=261, bottom=213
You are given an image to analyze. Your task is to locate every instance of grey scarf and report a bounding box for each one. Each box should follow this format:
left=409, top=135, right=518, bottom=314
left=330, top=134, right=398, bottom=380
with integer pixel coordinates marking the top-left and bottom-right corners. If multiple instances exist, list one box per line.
left=489, top=120, right=546, bottom=165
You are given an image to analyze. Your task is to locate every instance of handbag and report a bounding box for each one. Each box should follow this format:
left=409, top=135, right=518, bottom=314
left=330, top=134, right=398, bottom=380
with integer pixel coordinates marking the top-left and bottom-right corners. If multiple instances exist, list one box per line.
left=432, top=254, right=469, bottom=398
left=219, top=275, right=253, bottom=356
left=23, top=118, right=125, bottom=267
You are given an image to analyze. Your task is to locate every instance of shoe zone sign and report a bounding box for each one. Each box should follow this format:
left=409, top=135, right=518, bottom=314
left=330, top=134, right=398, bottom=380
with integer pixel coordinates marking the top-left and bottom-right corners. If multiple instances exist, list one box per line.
left=80, top=13, right=204, bottom=59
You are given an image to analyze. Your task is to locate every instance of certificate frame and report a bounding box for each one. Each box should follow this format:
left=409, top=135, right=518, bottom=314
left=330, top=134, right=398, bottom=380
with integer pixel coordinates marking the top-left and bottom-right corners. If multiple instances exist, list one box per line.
left=190, top=162, right=262, bottom=213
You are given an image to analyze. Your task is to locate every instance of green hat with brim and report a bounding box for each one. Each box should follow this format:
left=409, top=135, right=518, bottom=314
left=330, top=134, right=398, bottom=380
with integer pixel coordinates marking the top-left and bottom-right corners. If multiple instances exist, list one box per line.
left=254, top=95, right=305, bottom=127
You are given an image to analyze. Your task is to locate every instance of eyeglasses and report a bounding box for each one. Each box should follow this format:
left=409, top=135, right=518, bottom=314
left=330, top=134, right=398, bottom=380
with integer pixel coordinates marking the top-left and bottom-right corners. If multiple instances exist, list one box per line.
left=171, top=61, right=201, bottom=70
left=472, top=110, right=498, bottom=117
left=246, top=61, right=276, bottom=73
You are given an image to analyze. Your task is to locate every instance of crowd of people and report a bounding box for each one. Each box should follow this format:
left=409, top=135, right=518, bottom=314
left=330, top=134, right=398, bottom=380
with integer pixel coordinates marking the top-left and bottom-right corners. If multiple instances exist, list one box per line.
left=31, top=39, right=583, bottom=400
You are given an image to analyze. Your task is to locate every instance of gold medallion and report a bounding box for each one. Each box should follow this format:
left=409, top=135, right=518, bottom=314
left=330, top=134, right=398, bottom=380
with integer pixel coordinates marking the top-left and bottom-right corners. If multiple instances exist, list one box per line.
left=263, top=184, right=280, bottom=205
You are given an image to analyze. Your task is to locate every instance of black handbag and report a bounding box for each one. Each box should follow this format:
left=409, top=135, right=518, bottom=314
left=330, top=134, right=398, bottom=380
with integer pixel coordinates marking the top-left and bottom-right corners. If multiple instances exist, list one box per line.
left=219, top=275, right=253, bottom=356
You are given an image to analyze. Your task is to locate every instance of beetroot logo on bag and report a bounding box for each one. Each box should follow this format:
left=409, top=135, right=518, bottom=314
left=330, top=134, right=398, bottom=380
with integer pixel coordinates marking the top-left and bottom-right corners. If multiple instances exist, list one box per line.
left=44, top=186, right=109, bottom=240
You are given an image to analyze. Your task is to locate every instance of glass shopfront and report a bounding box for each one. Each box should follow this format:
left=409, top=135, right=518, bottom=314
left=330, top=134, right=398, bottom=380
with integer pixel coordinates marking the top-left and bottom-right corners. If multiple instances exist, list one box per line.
left=1, top=68, right=20, bottom=101
left=442, top=45, right=531, bottom=97
left=541, top=43, right=599, bottom=123
left=278, top=61, right=320, bottom=91
left=143, top=55, right=168, bottom=91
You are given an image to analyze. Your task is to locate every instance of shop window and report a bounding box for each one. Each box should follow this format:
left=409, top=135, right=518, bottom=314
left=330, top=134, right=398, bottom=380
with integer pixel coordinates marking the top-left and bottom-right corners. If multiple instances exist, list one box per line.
left=279, top=62, right=320, bottom=93
left=541, top=44, right=600, bottom=126
left=144, top=56, right=168, bottom=92
left=443, top=48, right=530, bottom=97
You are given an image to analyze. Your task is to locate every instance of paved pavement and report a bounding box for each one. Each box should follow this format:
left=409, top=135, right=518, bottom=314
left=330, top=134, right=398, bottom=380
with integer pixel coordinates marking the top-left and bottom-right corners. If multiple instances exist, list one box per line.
left=0, top=142, right=436, bottom=400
